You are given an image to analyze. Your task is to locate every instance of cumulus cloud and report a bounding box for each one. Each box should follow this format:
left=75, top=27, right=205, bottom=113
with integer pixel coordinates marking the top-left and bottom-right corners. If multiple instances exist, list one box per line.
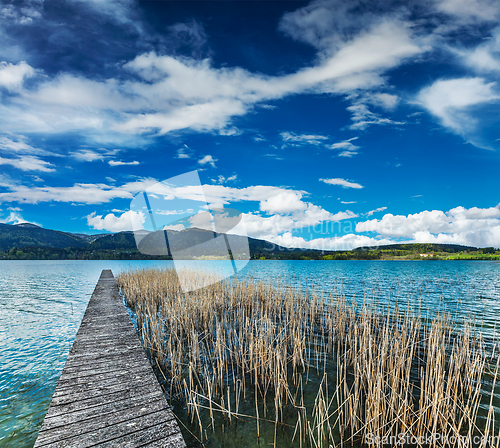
left=0, top=175, right=360, bottom=243
left=356, top=205, right=500, bottom=247
left=241, top=208, right=357, bottom=241
left=267, top=231, right=393, bottom=251
left=0, top=61, right=35, bottom=92
left=259, top=191, right=307, bottom=214
left=163, top=223, right=185, bottom=231
left=416, top=77, right=499, bottom=149
left=86, top=210, right=145, bottom=232
left=198, top=155, right=217, bottom=168
left=320, top=178, right=364, bottom=189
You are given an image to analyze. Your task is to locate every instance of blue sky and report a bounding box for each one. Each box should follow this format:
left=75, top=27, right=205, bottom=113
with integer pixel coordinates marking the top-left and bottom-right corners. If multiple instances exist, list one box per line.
left=0, top=0, right=499, bottom=249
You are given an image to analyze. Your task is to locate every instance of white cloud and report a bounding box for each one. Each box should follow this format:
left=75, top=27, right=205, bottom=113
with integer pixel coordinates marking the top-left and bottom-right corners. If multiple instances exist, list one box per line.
left=328, top=137, right=360, bottom=157
left=0, top=61, right=35, bottom=92
left=356, top=205, right=500, bottom=247
left=241, top=208, right=357, bottom=241
left=0, top=14, right=423, bottom=140
left=454, top=28, right=500, bottom=74
left=0, top=211, right=28, bottom=225
left=365, top=92, right=399, bottom=110
left=0, top=3, right=41, bottom=26
left=0, top=182, right=135, bottom=204
left=0, top=155, right=54, bottom=172
left=198, top=155, right=217, bottom=168
left=218, top=127, right=242, bottom=136
left=157, top=209, right=193, bottom=216
left=214, top=174, right=237, bottom=184
left=280, top=131, right=329, bottom=146
left=86, top=210, right=145, bottom=232
left=108, top=160, right=140, bottom=166
left=259, top=191, right=307, bottom=214
left=264, top=154, right=284, bottom=160
left=163, top=223, right=185, bottom=231
left=176, top=145, right=192, bottom=159
left=267, top=231, right=393, bottom=251
left=366, top=206, right=387, bottom=216
left=0, top=176, right=361, bottom=243
left=0, top=135, right=48, bottom=155
left=346, top=102, right=405, bottom=130
left=71, top=149, right=104, bottom=162
left=434, top=0, right=500, bottom=23
left=416, top=77, right=499, bottom=149
left=320, top=178, right=364, bottom=189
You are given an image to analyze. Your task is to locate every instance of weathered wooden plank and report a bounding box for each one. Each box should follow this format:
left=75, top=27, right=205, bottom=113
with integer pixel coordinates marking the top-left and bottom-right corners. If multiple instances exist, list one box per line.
left=60, top=351, right=148, bottom=372
left=139, top=432, right=187, bottom=448
left=95, top=420, right=183, bottom=448
left=34, top=269, right=185, bottom=448
left=50, top=381, right=158, bottom=408
left=52, top=370, right=151, bottom=390
left=61, top=348, right=148, bottom=368
left=37, top=409, right=179, bottom=448
left=58, top=359, right=151, bottom=381
left=38, top=396, right=169, bottom=437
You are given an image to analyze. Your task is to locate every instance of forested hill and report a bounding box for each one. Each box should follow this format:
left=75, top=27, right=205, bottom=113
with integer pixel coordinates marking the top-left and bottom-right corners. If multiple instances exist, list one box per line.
left=0, top=223, right=290, bottom=257
left=0, top=222, right=498, bottom=260
left=0, top=223, right=88, bottom=251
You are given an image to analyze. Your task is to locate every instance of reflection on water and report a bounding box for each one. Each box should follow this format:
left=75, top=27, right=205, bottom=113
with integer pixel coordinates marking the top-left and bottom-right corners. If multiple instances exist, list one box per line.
left=0, top=260, right=173, bottom=448
left=0, top=260, right=498, bottom=447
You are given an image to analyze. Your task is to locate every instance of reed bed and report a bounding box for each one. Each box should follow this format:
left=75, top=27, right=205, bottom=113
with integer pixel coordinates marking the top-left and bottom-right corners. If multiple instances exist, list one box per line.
left=117, top=267, right=500, bottom=447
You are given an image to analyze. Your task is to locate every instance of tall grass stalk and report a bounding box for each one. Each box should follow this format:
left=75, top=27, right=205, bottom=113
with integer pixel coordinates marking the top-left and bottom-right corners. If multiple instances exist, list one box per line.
left=117, top=267, right=500, bottom=447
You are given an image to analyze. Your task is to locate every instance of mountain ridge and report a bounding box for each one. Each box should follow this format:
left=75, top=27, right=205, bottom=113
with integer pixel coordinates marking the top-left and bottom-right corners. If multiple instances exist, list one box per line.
left=0, top=222, right=495, bottom=260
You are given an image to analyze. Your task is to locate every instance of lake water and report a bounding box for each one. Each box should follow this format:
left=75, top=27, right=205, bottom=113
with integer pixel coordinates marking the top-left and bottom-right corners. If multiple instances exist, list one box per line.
left=0, top=260, right=499, bottom=447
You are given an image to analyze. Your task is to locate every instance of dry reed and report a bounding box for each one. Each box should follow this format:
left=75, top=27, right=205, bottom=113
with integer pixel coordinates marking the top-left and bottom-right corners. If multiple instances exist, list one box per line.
left=117, top=267, right=500, bottom=447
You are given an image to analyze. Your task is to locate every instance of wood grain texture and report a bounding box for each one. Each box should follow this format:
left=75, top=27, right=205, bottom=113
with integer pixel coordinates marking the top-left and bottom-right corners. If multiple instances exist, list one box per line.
left=34, top=270, right=186, bottom=448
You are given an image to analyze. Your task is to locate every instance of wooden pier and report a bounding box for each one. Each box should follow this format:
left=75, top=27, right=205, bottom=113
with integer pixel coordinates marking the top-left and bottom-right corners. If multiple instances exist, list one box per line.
left=34, top=270, right=186, bottom=448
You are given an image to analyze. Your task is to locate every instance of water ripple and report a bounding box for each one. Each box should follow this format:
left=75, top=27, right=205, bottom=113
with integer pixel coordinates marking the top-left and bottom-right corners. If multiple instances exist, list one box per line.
left=0, top=259, right=498, bottom=447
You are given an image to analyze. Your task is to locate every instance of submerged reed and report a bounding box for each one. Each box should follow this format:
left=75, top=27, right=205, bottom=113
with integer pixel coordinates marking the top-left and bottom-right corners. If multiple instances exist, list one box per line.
left=117, top=267, right=500, bottom=447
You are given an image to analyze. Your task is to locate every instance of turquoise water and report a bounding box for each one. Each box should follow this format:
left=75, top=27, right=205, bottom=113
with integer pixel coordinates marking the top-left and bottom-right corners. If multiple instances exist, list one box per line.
left=0, top=260, right=499, bottom=447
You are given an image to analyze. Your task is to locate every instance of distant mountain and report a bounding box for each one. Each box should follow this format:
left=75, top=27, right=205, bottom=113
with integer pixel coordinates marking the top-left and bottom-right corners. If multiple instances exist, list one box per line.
left=69, top=232, right=108, bottom=243
left=88, top=228, right=291, bottom=256
left=0, top=223, right=88, bottom=251
left=15, top=223, right=42, bottom=229
left=88, top=232, right=137, bottom=250
left=0, top=222, right=487, bottom=259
